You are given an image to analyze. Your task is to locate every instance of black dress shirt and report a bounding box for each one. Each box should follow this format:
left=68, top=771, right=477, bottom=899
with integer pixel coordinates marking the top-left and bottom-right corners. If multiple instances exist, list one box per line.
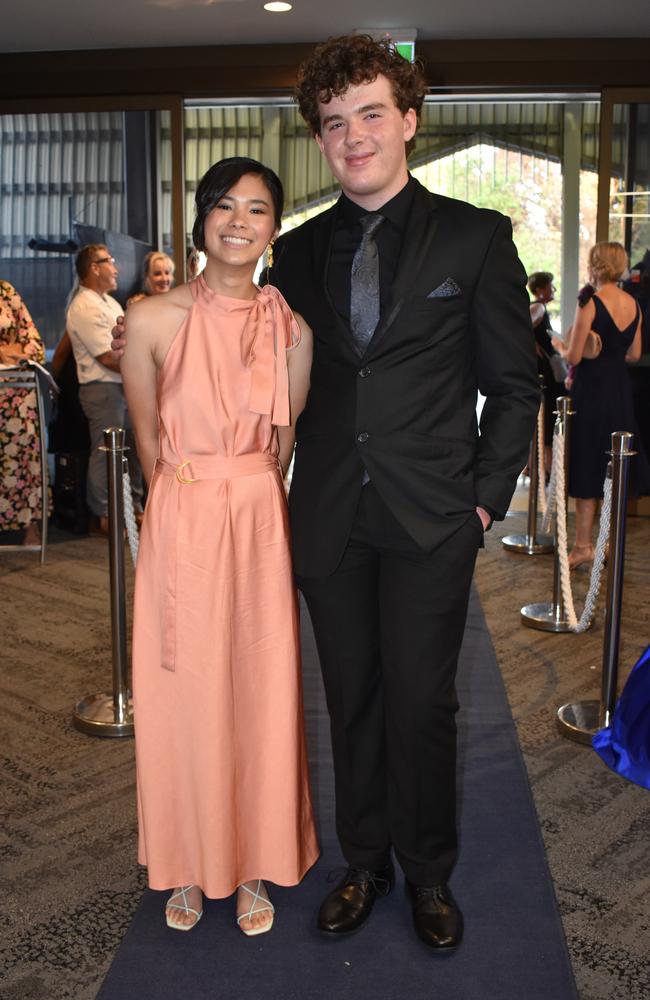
left=328, top=175, right=416, bottom=324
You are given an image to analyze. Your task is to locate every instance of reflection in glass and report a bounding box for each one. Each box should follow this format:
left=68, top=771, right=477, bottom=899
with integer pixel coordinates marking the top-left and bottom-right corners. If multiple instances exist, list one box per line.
left=610, top=104, right=650, bottom=267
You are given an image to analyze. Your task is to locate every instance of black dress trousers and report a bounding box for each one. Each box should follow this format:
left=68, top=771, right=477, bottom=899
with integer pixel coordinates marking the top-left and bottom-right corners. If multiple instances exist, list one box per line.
left=296, top=482, right=483, bottom=887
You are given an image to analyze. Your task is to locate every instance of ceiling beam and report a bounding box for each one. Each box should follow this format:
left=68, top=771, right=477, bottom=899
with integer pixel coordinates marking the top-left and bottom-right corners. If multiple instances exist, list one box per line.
left=1, top=39, right=649, bottom=107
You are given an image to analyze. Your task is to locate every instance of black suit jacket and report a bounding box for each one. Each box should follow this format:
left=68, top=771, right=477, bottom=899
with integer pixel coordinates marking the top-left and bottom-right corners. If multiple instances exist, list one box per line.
left=271, top=178, right=539, bottom=578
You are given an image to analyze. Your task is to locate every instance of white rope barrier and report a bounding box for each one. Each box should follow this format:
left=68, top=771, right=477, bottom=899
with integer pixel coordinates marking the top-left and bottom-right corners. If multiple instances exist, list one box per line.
left=553, top=432, right=578, bottom=628
left=541, top=421, right=559, bottom=536
left=577, top=477, right=611, bottom=633
left=537, top=399, right=547, bottom=517
left=122, top=463, right=139, bottom=568
left=545, top=425, right=611, bottom=633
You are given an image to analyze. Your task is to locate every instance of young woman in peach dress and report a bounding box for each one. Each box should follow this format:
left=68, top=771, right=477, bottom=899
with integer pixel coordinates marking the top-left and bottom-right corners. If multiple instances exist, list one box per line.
left=122, top=158, right=318, bottom=934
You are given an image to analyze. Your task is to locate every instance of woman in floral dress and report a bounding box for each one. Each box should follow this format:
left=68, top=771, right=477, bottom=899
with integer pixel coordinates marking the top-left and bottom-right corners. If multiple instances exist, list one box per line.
left=0, top=280, right=51, bottom=544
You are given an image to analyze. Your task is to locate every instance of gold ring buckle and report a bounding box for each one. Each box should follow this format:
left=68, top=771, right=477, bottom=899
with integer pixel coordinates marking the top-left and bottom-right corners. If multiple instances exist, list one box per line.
left=175, top=460, right=197, bottom=485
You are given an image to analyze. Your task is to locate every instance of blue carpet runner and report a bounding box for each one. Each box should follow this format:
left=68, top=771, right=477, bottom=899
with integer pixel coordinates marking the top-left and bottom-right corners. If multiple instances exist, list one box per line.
left=98, top=590, right=578, bottom=1000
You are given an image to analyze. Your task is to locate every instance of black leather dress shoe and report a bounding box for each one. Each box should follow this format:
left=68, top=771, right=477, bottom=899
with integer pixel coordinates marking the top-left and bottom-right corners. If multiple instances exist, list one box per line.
left=317, top=863, right=395, bottom=936
left=406, top=881, right=463, bottom=950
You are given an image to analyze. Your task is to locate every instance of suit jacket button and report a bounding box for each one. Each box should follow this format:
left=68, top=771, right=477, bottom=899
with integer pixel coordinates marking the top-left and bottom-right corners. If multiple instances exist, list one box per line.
left=359, top=367, right=371, bottom=378
left=357, top=431, right=369, bottom=443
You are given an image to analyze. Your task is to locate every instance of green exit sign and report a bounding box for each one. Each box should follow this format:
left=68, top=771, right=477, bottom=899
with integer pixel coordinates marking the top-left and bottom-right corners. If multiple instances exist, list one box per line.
left=394, top=41, right=415, bottom=62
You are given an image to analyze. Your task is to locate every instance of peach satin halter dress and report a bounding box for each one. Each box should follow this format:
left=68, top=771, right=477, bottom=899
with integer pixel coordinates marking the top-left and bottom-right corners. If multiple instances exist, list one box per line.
left=132, top=276, right=319, bottom=897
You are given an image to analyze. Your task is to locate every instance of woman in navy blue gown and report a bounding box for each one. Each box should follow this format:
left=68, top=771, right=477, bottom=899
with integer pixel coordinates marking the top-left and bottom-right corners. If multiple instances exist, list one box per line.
left=561, top=242, right=645, bottom=569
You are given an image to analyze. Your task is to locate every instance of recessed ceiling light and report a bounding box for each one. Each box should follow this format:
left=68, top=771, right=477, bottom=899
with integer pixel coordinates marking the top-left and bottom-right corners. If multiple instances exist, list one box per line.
left=264, top=2, right=292, bottom=11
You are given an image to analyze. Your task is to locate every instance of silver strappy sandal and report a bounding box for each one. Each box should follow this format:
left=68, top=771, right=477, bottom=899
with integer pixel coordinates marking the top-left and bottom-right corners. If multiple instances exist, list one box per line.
left=166, top=884, right=203, bottom=931
left=236, top=880, right=275, bottom=937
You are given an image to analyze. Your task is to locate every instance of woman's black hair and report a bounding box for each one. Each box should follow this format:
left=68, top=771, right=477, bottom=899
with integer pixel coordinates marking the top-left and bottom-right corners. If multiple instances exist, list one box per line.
left=191, top=157, right=284, bottom=252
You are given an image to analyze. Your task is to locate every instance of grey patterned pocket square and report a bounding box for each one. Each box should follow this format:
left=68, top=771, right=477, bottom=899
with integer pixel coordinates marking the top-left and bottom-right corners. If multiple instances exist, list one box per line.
left=427, top=278, right=462, bottom=298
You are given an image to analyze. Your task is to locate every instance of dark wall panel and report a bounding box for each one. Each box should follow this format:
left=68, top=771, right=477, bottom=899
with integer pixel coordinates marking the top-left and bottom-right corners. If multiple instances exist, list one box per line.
left=1, top=39, right=649, bottom=107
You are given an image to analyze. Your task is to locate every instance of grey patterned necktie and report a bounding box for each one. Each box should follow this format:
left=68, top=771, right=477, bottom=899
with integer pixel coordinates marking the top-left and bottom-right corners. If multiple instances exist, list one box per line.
left=350, top=212, right=385, bottom=355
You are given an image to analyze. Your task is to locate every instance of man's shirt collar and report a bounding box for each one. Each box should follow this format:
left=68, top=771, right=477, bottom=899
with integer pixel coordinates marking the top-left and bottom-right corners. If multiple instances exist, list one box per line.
left=338, top=174, right=415, bottom=233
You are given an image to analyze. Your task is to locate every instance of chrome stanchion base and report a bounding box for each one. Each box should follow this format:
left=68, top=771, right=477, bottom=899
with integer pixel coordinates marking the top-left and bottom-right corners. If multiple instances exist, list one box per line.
left=557, top=700, right=600, bottom=745
left=502, top=533, right=554, bottom=554
left=73, top=692, right=134, bottom=738
left=520, top=601, right=582, bottom=632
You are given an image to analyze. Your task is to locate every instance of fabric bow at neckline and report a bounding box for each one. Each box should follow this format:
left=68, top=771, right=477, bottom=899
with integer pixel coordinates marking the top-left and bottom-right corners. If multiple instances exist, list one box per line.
left=242, top=283, right=299, bottom=428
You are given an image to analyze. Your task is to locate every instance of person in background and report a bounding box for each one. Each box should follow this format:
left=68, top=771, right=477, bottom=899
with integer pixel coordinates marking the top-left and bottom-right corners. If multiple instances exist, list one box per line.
left=560, top=242, right=646, bottom=568
left=528, top=271, right=566, bottom=472
left=66, top=245, right=143, bottom=535
left=186, top=246, right=203, bottom=280
left=127, top=251, right=175, bottom=307
left=0, top=280, right=51, bottom=545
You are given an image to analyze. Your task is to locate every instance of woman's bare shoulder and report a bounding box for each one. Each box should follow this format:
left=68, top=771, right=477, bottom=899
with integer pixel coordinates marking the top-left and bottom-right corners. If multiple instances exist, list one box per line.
left=134, top=283, right=193, bottom=312
left=127, top=284, right=193, bottom=332
left=529, top=302, right=544, bottom=325
left=619, top=286, right=638, bottom=308
left=598, top=283, right=632, bottom=303
left=598, top=284, right=638, bottom=318
left=166, top=284, right=195, bottom=309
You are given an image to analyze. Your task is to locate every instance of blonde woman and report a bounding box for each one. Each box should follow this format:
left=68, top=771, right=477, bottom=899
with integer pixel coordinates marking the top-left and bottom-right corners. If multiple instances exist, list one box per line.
left=127, top=251, right=175, bottom=307
left=561, top=242, right=646, bottom=568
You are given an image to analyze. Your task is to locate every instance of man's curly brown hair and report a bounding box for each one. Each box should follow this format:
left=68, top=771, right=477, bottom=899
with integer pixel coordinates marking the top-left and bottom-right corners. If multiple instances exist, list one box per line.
left=295, top=35, right=427, bottom=157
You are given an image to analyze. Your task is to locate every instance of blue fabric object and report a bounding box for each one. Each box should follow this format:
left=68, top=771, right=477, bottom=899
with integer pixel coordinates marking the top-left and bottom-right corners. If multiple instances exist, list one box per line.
left=593, top=644, right=650, bottom=790
left=98, top=590, right=578, bottom=1000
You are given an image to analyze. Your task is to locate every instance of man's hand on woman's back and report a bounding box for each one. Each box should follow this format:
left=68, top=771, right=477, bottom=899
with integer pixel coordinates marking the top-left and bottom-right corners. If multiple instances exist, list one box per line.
left=111, top=314, right=127, bottom=359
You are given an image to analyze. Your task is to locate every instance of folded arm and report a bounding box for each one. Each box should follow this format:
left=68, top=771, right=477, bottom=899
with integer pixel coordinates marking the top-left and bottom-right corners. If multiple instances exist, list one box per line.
left=472, top=216, right=540, bottom=519
left=120, top=309, right=159, bottom=486
left=564, top=298, right=596, bottom=366
left=96, top=349, right=121, bottom=372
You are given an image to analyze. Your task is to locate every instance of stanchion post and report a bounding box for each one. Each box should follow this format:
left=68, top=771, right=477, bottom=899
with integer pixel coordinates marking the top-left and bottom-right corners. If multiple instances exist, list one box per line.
left=503, top=376, right=553, bottom=555
left=551, top=396, right=575, bottom=623
left=34, top=364, right=49, bottom=564
left=521, top=396, right=575, bottom=631
left=557, top=431, right=635, bottom=743
left=73, top=427, right=134, bottom=738
left=599, top=431, right=634, bottom=728
left=107, top=428, right=129, bottom=726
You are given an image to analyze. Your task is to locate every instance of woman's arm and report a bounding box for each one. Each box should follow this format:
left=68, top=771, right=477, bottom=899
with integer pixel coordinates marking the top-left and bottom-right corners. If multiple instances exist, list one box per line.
left=529, top=302, right=544, bottom=328
left=13, top=286, right=45, bottom=363
left=120, top=309, right=160, bottom=487
left=277, top=314, right=313, bottom=478
left=565, top=299, right=596, bottom=366
left=625, top=314, right=643, bottom=363
left=0, top=343, right=26, bottom=364
left=555, top=326, right=570, bottom=357
left=50, top=331, right=72, bottom=379
left=529, top=303, right=549, bottom=359
left=0, top=285, right=44, bottom=363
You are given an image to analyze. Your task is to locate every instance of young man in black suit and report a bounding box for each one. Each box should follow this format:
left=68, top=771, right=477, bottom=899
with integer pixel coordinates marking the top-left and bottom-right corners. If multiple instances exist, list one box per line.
left=269, top=34, right=539, bottom=950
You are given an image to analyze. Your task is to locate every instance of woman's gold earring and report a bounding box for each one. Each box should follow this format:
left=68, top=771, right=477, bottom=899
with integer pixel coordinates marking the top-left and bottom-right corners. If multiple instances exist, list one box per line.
left=267, top=240, right=275, bottom=269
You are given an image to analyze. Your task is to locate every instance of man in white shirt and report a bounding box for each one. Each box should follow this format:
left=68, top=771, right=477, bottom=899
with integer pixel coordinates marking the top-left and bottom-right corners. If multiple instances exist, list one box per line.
left=67, top=244, right=143, bottom=533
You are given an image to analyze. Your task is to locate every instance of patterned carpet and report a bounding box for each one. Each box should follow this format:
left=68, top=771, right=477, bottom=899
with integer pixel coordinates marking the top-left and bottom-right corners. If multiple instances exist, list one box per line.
left=1, top=499, right=649, bottom=1000
left=478, top=500, right=650, bottom=1000
left=1, top=534, right=142, bottom=1000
